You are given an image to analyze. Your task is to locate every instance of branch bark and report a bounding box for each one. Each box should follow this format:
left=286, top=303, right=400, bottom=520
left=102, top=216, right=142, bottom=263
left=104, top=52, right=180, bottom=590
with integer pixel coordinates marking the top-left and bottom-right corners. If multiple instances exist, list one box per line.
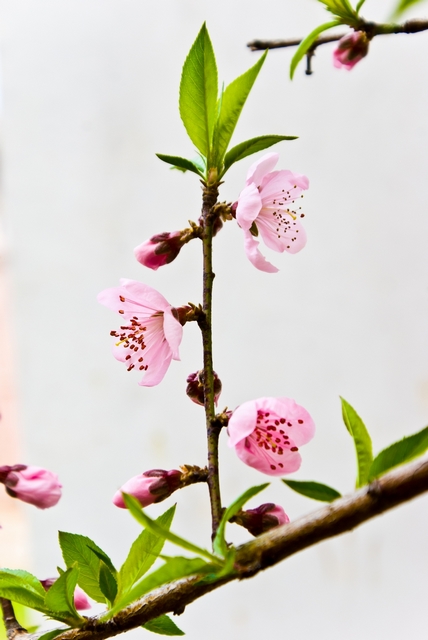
left=51, top=456, right=428, bottom=640
left=0, top=599, right=27, bottom=640
left=247, top=18, right=428, bottom=51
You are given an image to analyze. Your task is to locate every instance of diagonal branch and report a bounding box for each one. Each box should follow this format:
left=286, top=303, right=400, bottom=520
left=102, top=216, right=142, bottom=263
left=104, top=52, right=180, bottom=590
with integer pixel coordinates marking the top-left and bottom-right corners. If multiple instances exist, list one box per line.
left=48, top=456, right=428, bottom=640
left=247, top=18, right=428, bottom=52
left=0, top=599, right=28, bottom=640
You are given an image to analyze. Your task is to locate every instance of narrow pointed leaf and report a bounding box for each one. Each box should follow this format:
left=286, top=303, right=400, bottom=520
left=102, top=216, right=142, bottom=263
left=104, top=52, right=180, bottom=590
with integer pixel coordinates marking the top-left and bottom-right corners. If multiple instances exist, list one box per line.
left=179, top=24, right=218, bottom=157
left=38, top=630, right=71, bottom=640
left=318, top=0, right=357, bottom=20
left=290, top=21, right=341, bottom=79
left=118, top=505, right=176, bottom=598
left=142, top=614, right=185, bottom=636
left=341, top=397, right=373, bottom=487
left=123, top=494, right=221, bottom=565
left=156, top=154, right=204, bottom=177
left=222, top=135, right=297, bottom=174
left=59, top=532, right=110, bottom=603
left=356, top=0, right=366, bottom=12
left=44, top=567, right=82, bottom=622
left=105, top=557, right=213, bottom=619
left=282, top=479, right=341, bottom=502
left=213, top=483, right=269, bottom=557
left=99, top=563, right=118, bottom=604
left=391, top=0, right=424, bottom=18
left=213, top=51, right=267, bottom=164
left=368, top=426, right=428, bottom=481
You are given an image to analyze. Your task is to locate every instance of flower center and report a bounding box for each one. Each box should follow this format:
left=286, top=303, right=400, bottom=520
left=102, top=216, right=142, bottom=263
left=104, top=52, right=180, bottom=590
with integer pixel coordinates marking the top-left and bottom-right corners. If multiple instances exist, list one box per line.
left=253, top=409, right=302, bottom=471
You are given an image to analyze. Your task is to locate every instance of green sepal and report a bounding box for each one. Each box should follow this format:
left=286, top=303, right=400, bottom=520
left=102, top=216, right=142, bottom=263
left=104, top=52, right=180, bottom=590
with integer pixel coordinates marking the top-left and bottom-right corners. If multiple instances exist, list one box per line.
left=368, top=425, right=428, bottom=481
left=212, top=51, right=267, bottom=167
left=222, top=135, right=297, bottom=176
left=118, top=505, right=176, bottom=599
left=142, top=614, right=185, bottom=636
left=156, top=154, right=204, bottom=177
left=99, top=562, right=118, bottom=605
left=290, top=21, right=341, bottom=79
left=58, top=532, right=113, bottom=603
left=341, top=397, right=373, bottom=488
left=104, top=557, right=213, bottom=620
left=213, top=483, right=269, bottom=557
left=123, top=494, right=221, bottom=565
left=179, top=23, right=218, bottom=159
left=282, top=479, right=342, bottom=502
left=44, top=566, right=83, bottom=624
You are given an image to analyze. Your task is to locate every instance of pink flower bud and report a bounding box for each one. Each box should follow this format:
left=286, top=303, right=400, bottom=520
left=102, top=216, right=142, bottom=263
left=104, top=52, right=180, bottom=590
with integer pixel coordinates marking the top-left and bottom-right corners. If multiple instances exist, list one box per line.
left=41, top=579, right=91, bottom=610
left=112, top=469, right=182, bottom=509
left=236, top=503, right=289, bottom=537
left=134, top=231, right=185, bottom=270
left=333, top=31, right=369, bottom=70
left=0, top=465, right=62, bottom=509
left=186, top=370, right=222, bottom=407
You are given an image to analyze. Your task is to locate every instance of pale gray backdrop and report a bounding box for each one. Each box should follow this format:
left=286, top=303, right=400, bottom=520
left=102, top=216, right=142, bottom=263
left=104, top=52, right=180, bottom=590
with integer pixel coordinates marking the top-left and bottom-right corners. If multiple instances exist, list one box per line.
left=1, top=0, right=428, bottom=638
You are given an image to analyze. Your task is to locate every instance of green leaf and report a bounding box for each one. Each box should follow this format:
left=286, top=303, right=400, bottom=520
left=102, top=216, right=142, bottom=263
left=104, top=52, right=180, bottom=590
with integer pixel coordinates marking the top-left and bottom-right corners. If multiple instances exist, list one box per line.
left=341, top=397, right=373, bottom=488
left=391, top=0, right=425, bottom=17
left=318, top=0, right=357, bottom=21
left=142, top=614, right=185, bottom=636
left=282, top=479, right=342, bottom=502
left=123, top=495, right=221, bottom=565
left=290, top=21, right=341, bottom=80
left=156, top=154, right=204, bottom=177
left=222, top=135, right=297, bottom=175
left=179, top=23, right=218, bottom=158
left=213, top=484, right=269, bottom=557
left=44, top=567, right=82, bottom=623
left=99, top=563, right=118, bottom=605
left=212, top=51, right=267, bottom=166
left=0, top=570, right=47, bottom=612
left=118, top=505, right=176, bottom=598
left=368, top=425, right=428, bottom=481
left=59, top=532, right=111, bottom=603
left=105, top=557, right=213, bottom=620
left=355, top=0, right=367, bottom=12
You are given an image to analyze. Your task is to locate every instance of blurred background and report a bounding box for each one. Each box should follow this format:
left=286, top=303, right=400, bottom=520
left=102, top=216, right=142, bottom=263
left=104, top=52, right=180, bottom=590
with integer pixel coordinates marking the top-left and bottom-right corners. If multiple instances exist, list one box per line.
left=0, top=0, right=428, bottom=638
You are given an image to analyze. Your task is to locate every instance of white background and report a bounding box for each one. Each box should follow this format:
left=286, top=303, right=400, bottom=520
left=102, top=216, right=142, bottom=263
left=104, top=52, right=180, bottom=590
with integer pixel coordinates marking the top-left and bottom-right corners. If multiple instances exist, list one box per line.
left=1, top=0, right=428, bottom=638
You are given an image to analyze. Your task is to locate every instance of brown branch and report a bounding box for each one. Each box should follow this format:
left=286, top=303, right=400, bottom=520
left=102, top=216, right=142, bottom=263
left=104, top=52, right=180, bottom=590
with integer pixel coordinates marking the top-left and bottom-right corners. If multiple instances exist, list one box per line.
left=0, top=599, right=27, bottom=640
left=247, top=18, right=428, bottom=51
left=42, top=456, right=428, bottom=640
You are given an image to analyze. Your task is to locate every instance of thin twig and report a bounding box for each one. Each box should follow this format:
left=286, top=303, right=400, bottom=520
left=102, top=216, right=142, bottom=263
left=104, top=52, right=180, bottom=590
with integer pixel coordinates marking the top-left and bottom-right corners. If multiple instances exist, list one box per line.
left=0, top=599, right=27, bottom=640
left=247, top=18, right=428, bottom=51
left=48, top=456, right=428, bottom=640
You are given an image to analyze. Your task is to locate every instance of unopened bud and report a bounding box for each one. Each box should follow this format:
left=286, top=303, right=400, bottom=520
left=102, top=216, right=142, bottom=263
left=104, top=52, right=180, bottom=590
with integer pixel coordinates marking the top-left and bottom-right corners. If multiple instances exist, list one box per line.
left=0, top=464, right=62, bottom=509
left=134, top=231, right=186, bottom=270
left=233, top=503, right=289, bottom=537
left=112, top=469, right=182, bottom=509
left=186, top=370, right=222, bottom=406
left=333, top=31, right=369, bottom=70
left=41, top=579, right=91, bottom=610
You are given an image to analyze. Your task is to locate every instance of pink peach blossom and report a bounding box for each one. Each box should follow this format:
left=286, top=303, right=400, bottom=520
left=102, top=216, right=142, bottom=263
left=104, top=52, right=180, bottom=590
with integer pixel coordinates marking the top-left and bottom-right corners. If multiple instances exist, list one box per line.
left=235, top=153, right=308, bottom=272
left=333, top=31, right=369, bottom=70
left=237, top=503, right=289, bottom=536
left=98, top=279, right=183, bottom=387
left=134, top=231, right=184, bottom=271
left=0, top=465, right=62, bottom=509
left=228, top=397, right=315, bottom=476
left=113, top=469, right=182, bottom=508
left=41, top=579, right=91, bottom=610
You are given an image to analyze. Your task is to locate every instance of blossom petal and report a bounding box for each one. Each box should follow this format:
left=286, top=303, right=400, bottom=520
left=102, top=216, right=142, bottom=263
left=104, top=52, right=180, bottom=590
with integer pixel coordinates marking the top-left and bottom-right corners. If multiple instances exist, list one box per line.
left=276, top=397, right=315, bottom=445
left=228, top=400, right=259, bottom=446
left=236, top=183, right=262, bottom=231
left=246, top=152, right=279, bottom=186
left=259, top=170, right=309, bottom=202
left=163, top=308, right=183, bottom=361
left=243, top=231, right=279, bottom=273
left=257, top=214, right=307, bottom=254
left=139, top=345, right=172, bottom=387
left=234, top=437, right=302, bottom=476
left=97, top=280, right=170, bottom=314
